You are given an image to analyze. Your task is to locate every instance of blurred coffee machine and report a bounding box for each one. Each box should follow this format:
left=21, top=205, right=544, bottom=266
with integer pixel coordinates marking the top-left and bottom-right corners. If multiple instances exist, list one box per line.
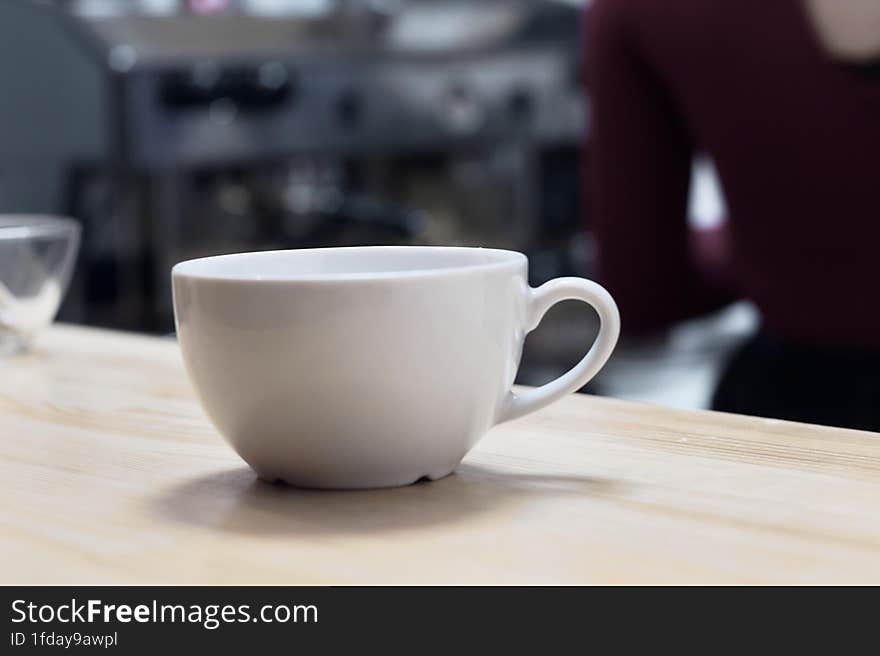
left=0, top=0, right=585, bottom=332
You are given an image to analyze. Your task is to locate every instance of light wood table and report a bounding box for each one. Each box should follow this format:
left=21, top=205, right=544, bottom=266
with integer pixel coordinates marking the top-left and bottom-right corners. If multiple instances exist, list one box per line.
left=2, top=325, right=879, bottom=584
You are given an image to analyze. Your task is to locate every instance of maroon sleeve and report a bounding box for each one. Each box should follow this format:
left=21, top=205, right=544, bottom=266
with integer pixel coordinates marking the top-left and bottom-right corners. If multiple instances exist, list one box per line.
left=584, top=0, right=738, bottom=334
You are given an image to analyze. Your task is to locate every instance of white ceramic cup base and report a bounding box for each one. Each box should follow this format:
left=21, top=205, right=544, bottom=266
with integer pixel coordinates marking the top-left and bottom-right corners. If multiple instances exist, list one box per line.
left=173, top=246, right=620, bottom=490
left=252, top=464, right=457, bottom=490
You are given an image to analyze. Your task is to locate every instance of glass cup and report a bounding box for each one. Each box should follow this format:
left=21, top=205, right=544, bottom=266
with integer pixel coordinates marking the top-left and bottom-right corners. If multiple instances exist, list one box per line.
left=0, top=215, right=80, bottom=355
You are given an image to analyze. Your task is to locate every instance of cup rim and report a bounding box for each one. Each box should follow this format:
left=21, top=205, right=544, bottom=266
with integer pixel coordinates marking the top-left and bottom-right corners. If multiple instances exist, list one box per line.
left=0, top=215, right=81, bottom=241
left=172, top=246, right=527, bottom=282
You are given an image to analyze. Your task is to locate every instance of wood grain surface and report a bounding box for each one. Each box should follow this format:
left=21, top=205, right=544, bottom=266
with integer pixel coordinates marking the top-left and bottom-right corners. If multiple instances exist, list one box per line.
left=1, top=324, right=879, bottom=584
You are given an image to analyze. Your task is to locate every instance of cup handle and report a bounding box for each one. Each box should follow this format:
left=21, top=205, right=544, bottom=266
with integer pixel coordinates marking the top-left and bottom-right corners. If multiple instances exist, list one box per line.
left=495, top=277, right=620, bottom=424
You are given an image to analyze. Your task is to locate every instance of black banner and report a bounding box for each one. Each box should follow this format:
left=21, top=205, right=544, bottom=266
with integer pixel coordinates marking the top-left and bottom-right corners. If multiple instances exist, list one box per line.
left=0, top=586, right=866, bottom=653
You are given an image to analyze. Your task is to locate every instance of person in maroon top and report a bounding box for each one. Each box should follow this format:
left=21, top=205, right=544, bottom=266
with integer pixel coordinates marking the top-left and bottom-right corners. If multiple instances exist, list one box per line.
left=584, top=0, right=880, bottom=431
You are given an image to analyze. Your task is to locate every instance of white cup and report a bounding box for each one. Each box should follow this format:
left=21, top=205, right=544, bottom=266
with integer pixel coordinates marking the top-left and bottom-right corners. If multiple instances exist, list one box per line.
left=172, top=246, right=620, bottom=489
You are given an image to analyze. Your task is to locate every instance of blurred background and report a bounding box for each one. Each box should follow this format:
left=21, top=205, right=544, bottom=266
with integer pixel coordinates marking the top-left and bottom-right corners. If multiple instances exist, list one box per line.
left=0, top=0, right=771, bottom=412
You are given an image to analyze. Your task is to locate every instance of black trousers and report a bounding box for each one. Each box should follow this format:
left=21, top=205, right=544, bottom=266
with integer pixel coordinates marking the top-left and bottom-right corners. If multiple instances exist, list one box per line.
left=711, top=333, right=880, bottom=433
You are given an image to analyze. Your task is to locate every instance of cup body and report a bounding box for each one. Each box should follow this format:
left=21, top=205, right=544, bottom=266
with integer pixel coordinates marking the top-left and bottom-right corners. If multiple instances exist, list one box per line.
left=173, top=247, right=529, bottom=489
